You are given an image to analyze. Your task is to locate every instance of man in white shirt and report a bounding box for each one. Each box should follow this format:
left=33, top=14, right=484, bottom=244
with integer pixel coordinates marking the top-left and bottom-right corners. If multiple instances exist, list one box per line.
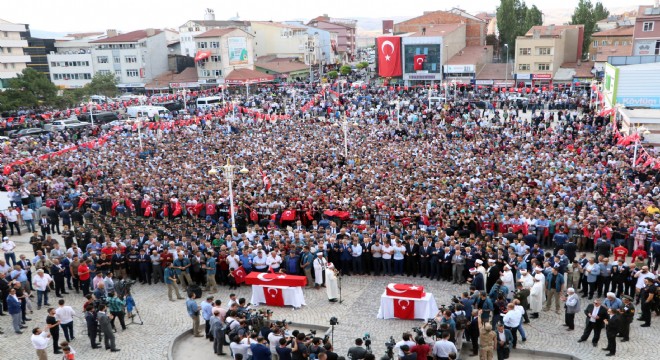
left=502, top=303, right=523, bottom=349
left=55, top=299, right=76, bottom=341
left=394, top=332, right=416, bottom=359
left=31, top=327, right=51, bottom=360
left=32, top=269, right=53, bottom=309
left=431, top=332, right=458, bottom=360
left=350, top=239, right=363, bottom=274
left=266, top=250, right=282, bottom=272
left=1, top=237, right=17, bottom=266
left=4, top=206, right=21, bottom=236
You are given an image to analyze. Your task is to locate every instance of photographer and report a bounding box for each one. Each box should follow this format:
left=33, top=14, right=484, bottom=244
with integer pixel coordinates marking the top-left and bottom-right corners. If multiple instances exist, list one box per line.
left=291, top=332, right=311, bottom=360
left=276, top=335, right=298, bottom=360
left=347, top=338, right=368, bottom=360
left=106, top=292, right=126, bottom=332
left=409, top=336, right=430, bottom=360
left=268, top=326, right=284, bottom=360
left=394, top=333, right=415, bottom=359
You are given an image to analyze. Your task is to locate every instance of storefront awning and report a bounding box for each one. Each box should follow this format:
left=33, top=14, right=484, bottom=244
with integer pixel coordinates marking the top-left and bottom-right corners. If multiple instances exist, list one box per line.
left=225, top=68, right=275, bottom=85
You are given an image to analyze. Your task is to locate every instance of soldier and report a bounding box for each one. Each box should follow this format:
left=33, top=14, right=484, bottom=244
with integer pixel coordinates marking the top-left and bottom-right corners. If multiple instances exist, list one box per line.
left=479, top=321, right=496, bottom=360
left=513, top=282, right=530, bottom=324
left=618, top=295, right=635, bottom=342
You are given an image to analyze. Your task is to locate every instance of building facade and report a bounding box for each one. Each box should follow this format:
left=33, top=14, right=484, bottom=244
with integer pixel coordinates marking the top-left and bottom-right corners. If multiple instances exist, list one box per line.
left=251, top=22, right=308, bottom=62
left=46, top=33, right=104, bottom=89
left=589, top=26, right=634, bottom=61
left=394, top=9, right=487, bottom=47
left=90, top=29, right=169, bottom=92
left=194, top=28, right=255, bottom=85
left=514, top=25, right=584, bottom=86
left=0, top=19, right=30, bottom=89
left=633, top=4, right=660, bottom=55
left=308, top=15, right=357, bottom=63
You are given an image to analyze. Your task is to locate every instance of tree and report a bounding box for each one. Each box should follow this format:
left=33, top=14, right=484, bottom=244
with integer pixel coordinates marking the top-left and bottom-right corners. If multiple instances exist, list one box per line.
left=339, top=65, right=352, bottom=76
left=327, top=71, right=338, bottom=79
left=83, top=73, right=118, bottom=98
left=570, top=0, right=609, bottom=58
left=497, top=0, right=543, bottom=60
left=5, top=68, right=58, bottom=108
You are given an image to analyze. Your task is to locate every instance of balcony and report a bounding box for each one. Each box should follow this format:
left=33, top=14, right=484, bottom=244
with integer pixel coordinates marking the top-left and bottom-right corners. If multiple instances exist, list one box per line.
left=0, top=55, right=31, bottom=63
left=0, top=39, right=28, bottom=48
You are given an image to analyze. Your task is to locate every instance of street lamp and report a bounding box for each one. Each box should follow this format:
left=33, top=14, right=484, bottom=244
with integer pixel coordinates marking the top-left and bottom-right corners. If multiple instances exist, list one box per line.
left=333, top=116, right=356, bottom=158
left=504, top=44, right=509, bottom=87
left=208, top=158, right=249, bottom=233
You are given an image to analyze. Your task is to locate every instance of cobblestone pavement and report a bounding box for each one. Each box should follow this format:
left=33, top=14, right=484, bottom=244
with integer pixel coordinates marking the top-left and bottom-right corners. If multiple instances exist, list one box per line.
left=0, top=230, right=654, bottom=360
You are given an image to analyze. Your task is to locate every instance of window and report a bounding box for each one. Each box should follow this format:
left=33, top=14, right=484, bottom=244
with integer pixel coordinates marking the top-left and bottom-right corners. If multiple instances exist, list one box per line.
left=519, top=48, right=531, bottom=55
left=537, top=47, right=552, bottom=55
left=115, top=70, right=122, bottom=77
left=200, top=69, right=211, bottom=77
left=643, top=21, right=654, bottom=32
left=614, top=41, right=619, bottom=46
left=97, top=56, right=108, bottom=63
left=601, top=40, right=607, bottom=46
left=518, top=64, right=530, bottom=71
left=126, top=69, right=139, bottom=77
left=537, top=63, right=550, bottom=71
left=97, top=70, right=111, bottom=75
left=197, top=41, right=208, bottom=49
left=2, top=64, right=7, bottom=69
left=6, top=47, right=11, bottom=53
left=593, top=40, right=598, bottom=47
left=3, top=31, right=7, bottom=37
left=113, top=56, right=121, bottom=63
left=210, top=41, right=219, bottom=48
left=592, top=54, right=596, bottom=61
left=125, top=56, right=137, bottom=63
left=656, top=40, right=660, bottom=55
left=51, top=61, right=57, bottom=67
left=213, top=70, right=222, bottom=76
left=210, top=55, right=221, bottom=62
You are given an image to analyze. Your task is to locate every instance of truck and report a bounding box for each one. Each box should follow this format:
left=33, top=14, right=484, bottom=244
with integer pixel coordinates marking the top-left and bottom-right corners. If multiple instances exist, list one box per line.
left=126, top=106, right=170, bottom=119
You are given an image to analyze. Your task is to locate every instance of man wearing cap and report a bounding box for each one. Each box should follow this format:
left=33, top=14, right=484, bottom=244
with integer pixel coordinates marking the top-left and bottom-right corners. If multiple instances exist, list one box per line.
left=32, top=269, right=52, bottom=310
left=469, top=267, right=485, bottom=291
left=312, top=252, right=327, bottom=289
left=561, top=288, right=580, bottom=330
left=618, top=295, right=635, bottom=341
left=1, top=237, right=17, bottom=267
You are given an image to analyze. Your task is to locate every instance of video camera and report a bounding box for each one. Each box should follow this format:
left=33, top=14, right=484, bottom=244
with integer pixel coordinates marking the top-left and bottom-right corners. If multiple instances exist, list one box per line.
left=384, top=336, right=396, bottom=360
left=115, top=279, right=137, bottom=298
left=363, top=333, right=372, bottom=353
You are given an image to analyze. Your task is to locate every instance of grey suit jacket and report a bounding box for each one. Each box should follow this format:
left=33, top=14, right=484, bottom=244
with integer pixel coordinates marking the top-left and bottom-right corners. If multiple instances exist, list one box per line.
left=97, top=312, right=113, bottom=334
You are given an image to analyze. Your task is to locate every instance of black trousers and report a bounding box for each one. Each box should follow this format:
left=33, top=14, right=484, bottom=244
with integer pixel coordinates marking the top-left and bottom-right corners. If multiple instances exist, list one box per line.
left=565, top=312, right=575, bottom=329
left=504, top=325, right=519, bottom=348
left=110, top=311, right=126, bottom=330
left=580, top=321, right=602, bottom=344
left=619, top=320, right=631, bottom=340
left=587, top=281, right=597, bottom=298
left=51, top=328, right=60, bottom=352
left=372, top=257, right=382, bottom=276
left=641, top=302, right=652, bottom=325
left=88, top=327, right=98, bottom=347
left=605, top=332, right=616, bottom=354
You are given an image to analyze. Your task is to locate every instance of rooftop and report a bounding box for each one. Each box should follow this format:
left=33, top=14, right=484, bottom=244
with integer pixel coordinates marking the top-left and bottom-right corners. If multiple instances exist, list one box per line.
left=255, top=56, right=309, bottom=73
left=560, top=61, right=596, bottom=78
left=592, top=26, right=634, bottom=37
left=252, top=21, right=307, bottom=30
left=195, top=28, right=241, bottom=39
left=446, top=45, right=492, bottom=65
left=90, top=29, right=162, bottom=43
left=524, top=24, right=584, bottom=37
left=592, top=44, right=633, bottom=61
left=475, top=63, right=507, bottom=80
left=187, top=20, right=251, bottom=27
left=145, top=67, right=198, bottom=90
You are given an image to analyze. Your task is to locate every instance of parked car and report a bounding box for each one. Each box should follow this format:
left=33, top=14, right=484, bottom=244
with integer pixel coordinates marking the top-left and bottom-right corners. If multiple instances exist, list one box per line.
left=43, top=119, right=92, bottom=131
left=77, top=111, right=119, bottom=124
left=101, top=120, right=130, bottom=130
left=8, top=128, right=48, bottom=138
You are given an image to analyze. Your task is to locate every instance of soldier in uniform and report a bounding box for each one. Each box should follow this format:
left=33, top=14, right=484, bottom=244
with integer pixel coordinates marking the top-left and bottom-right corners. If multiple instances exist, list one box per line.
left=618, top=295, right=635, bottom=341
left=479, top=321, right=496, bottom=360
left=61, top=225, right=75, bottom=249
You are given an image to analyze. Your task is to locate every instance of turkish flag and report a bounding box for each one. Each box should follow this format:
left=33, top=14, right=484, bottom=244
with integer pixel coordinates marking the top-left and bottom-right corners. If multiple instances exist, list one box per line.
left=172, top=201, right=182, bottom=217
left=125, top=198, right=136, bottom=212
left=263, top=287, right=285, bottom=306
left=232, top=266, right=247, bottom=284
left=413, top=54, right=426, bottom=71
left=377, top=36, right=402, bottom=77
left=144, top=204, right=153, bottom=217
left=281, top=209, right=296, bottom=222
left=393, top=298, right=415, bottom=319
left=194, top=50, right=211, bottom=62
left=77, top=197, right=87, bottom=209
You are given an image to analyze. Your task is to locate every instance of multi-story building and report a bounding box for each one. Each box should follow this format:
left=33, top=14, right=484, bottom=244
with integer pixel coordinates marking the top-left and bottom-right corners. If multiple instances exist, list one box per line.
left=394, top=8, right=487, bottom=47
left=47, top=32, right=104, bottom=89
left=633, top=4, right=660, bottom=55
left=284, top=21, right=339, bottom=66
left=588, top=26, right=634, bottom=75
left=20, top=25, right=56, bottom=78
left=90, top=29, right=169, bottom=92
left=514, top=25, right=584, bottom=87
left=0, top=18, right=30, bottom=89
left=178, top=8, right=251, bottom=58
left=251, top=22, right=309, bottom=62
left=193, top=27, right=256, bottom=85
left=308, top=15, right=357, bottom=63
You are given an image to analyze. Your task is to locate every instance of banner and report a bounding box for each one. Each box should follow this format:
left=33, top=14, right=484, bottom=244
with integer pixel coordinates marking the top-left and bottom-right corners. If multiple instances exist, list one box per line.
left=232, top=266, right=247, bottom=284
left=228, top=37, right=249, bottom=65
left=413, top=54, right=426, bottom=71
left=377, top=37, right=402, bottom=77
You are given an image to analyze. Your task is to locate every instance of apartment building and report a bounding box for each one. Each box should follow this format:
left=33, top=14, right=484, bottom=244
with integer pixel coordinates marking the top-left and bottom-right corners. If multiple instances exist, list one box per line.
left=0, top=18, right=30, bottom=89
left=308, top=15, right=357, bottom=63
left=193, top=27, right=255, bottom=85
left=633, top=4, right=660, bottom=55
left=47, top=32, right=105, bottom=88
left=178, top=8, right=251, bottom=57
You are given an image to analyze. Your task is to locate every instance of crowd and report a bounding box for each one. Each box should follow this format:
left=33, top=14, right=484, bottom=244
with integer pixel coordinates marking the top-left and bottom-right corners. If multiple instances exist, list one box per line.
left=0, top=81, right=659, bottom=360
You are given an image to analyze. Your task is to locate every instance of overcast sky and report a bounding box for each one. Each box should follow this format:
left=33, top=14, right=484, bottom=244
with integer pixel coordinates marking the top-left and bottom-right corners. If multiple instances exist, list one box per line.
left=2, top=0, right=637, bottom=33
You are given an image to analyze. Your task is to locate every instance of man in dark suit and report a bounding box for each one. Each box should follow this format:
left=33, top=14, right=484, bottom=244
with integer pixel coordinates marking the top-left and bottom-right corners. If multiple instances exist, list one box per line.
left=603, top=308, right=620, bottom=356
left=47, top=206, right=61, bottom=235
left=419, top=240, right=432, bottom=278
left=578, top=298, right=608, bottom=347
left=361, top=237, right=373, bottom=275
left=404, top=238, right=419, bottom=277
left=18, top=255, right=33, bottom=289
left=39, top=215, right=50, bottom=239
left=84, top=305, right=100, bottom=348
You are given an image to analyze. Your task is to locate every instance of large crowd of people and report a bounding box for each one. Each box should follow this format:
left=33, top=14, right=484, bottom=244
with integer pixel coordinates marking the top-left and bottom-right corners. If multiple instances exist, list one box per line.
left=0, top=81, right=659, bottom=360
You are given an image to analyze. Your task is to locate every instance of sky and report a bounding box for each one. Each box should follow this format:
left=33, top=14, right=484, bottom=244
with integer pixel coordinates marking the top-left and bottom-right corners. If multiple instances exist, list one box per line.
left=2, top=0, right=639, bottom=34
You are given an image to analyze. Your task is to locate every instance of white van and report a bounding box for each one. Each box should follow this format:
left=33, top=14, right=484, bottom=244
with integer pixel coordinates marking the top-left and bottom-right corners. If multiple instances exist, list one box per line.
left=196, top=96, right=223, bottom=111
left=126, top=106, right=170, bottom=119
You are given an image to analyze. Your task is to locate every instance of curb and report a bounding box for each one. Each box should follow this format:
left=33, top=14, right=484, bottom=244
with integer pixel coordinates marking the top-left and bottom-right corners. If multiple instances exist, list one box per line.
left=168, top=329, right=192, bottom=360
left=515, top=348, right=581, bottom=359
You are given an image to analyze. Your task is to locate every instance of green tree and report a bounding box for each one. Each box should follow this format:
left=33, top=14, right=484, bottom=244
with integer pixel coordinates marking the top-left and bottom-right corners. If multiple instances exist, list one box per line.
left=497, top=0, right=543, bottom=59
left=570, top=0, right=609, bottom=58
left=486, top=34, right=499, bottom=46
left=83, top=72, right=118, bottom=98
left=524, top=6, right=544, bottom=34
left=339, top=65, right=352, bottom=76
left=327, top=71, right=338, bottom=79
left=5, top=68, right=58, bottom=108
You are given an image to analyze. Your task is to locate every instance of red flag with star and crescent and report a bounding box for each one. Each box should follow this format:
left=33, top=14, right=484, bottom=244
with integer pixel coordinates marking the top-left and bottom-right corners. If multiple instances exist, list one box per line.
left=413, top=54, right=426, bottom=71
left=231, top=266, right=247, bottom=284
left=377, top=36, right=402, bottom=77
left=393, top=298, right=415, bottom=319
left=263, top=287, right=285, bottom=306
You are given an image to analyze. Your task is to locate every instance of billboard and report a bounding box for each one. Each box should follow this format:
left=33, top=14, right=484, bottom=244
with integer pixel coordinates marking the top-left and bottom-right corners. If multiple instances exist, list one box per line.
left=401, top=36, right=443, bottom=81
left=228, top=37, right=249, bottom=65
left=602, top=63, right=619, bottom=108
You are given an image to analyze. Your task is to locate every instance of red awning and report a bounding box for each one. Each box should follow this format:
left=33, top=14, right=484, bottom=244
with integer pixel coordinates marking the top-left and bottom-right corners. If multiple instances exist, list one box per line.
left=195, top=50, right=211, bottom=62
left=225, top=68, right=275, bottom=85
